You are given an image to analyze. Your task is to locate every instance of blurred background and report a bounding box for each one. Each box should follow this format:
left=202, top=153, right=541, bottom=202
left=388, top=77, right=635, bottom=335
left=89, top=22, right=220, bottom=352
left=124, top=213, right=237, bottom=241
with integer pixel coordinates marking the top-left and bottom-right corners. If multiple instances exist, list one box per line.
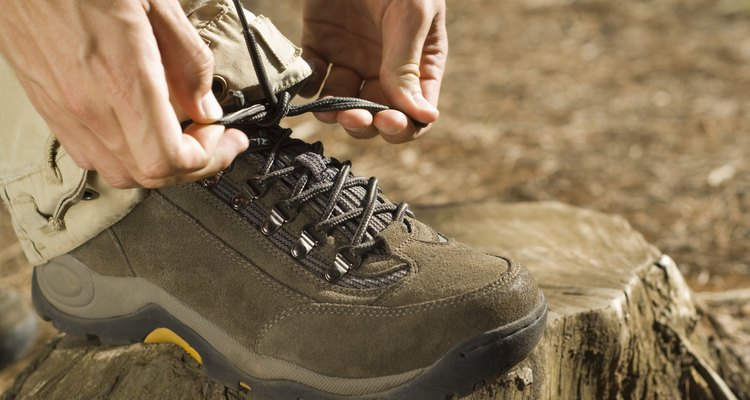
left=1, top=0, right=749, bottom=392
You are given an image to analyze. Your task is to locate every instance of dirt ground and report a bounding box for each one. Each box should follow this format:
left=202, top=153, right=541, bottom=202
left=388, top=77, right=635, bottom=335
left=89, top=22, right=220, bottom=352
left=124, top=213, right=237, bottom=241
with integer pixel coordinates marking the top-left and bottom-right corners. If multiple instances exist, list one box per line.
left=1, top=0, right=749, bottom=394
left=249, top=0, right=750, bottom=290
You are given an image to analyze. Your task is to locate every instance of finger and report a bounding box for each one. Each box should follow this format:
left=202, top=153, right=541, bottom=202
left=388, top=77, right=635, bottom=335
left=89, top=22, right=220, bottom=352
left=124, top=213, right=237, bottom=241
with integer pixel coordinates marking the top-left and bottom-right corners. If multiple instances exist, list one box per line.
left=126, top=126, right=247, bottom=189
left=299, top=47, right=329, bottom=98
left=80, top=137, right=139, bottom=189
left=419, top=59, right=445, bottom=109
left=319, top=65, right=363, bottom=98
left=182, top=123, right=226, bottom=163
left=97, top=13, right=209, bottom=181
left=183, top=123, right=249, bottom=171
left=373, top=110, right=416, bottom=144
left=148, top=1, right=222, bottom=124
left=13, top=19, right=148, bottom=182
left=380, top=3, right=440, bottom=126
left=419, top=13, right=449, bottom=110
left=359, top=79, right=417, bottom=142
left=314, top=65, right=363, bottom=124
left=337, top=110, right=379, bottom=139
left=331, top=78, right=379, bottom=138
left=173, top=128, right=250, bottom=185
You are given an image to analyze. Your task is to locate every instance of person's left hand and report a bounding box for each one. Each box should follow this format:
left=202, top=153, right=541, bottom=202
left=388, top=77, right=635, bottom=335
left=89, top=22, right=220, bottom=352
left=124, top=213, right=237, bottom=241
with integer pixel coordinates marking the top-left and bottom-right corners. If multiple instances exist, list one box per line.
left=300, top=0, right=448, bottom=143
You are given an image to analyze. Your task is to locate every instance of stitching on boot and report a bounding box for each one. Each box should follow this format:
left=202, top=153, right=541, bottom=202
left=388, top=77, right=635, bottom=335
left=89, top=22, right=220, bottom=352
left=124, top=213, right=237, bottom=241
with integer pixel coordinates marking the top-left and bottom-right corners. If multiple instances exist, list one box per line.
left=107, top=228, right=136, bottom=277
left=254, top=263, right=523, bottom=346
left=183, top=183, right=398, bottom=295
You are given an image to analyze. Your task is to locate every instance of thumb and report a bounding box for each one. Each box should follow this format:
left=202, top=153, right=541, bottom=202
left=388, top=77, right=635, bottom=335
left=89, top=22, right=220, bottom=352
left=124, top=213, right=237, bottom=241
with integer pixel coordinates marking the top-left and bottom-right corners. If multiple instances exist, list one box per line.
left=380, top=3, right=440, bottom=125
left=148, top=1, right=223, bottom=124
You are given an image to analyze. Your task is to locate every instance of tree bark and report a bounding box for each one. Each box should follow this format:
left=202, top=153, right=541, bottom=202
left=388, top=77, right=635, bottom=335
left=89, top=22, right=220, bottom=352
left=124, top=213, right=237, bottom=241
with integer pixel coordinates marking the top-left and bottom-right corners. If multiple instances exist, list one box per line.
left=2, top=202, right=747, bottom=400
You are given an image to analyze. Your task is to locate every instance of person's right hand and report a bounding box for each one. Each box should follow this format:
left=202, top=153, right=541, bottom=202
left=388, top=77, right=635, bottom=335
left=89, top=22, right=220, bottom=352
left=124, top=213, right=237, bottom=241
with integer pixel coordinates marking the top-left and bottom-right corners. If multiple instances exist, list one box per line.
left=0, top=0, right=248, bottom=189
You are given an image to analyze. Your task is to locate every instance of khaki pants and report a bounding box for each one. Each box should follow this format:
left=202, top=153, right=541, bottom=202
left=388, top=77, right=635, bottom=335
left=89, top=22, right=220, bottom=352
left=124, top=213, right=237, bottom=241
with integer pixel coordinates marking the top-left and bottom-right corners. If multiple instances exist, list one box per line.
left=0, top=0, right=311, bottom=266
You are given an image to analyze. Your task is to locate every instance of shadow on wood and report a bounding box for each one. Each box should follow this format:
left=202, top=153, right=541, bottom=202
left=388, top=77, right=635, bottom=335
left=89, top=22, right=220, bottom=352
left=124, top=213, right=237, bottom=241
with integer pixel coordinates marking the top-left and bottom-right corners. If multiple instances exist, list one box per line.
left=2, top=202, right=747, bottom=399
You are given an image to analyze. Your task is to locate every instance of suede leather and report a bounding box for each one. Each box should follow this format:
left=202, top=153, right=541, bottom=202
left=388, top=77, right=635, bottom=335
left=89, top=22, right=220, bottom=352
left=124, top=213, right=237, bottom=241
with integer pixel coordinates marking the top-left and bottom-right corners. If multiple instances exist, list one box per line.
left=159, top=184, right=390, bottom=305
left=69, top=157, right=542, bottom=379
left=70, top=228, right=133, bottom=278
left=255, top=260, right=539, bottom=378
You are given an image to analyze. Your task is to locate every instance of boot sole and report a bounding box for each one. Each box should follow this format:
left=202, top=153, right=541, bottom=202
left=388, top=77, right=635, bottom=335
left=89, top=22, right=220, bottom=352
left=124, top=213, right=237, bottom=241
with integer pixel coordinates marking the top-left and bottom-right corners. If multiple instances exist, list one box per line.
left=32, top=255, right=547, bottom=400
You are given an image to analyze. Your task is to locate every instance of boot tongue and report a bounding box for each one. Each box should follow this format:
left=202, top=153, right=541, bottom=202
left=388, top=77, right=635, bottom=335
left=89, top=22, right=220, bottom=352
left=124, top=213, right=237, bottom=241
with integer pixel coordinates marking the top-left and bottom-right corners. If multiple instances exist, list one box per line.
left=294, top=153, right=334, bottom=182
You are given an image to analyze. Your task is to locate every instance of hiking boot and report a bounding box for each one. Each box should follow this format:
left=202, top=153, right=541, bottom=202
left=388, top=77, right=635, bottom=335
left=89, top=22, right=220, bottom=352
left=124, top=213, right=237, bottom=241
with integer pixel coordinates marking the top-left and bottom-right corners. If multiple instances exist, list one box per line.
left=0, top=287, right=37, bottom=370
left=32, top=130, right=547, bottom=399
left=31, top=1, right=546, bottom=398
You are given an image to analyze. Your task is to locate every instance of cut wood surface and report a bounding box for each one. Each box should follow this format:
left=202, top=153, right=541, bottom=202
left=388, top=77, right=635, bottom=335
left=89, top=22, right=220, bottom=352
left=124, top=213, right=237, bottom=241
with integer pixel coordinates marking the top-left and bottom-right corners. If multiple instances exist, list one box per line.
left=1, top=202, right=747, bottom=400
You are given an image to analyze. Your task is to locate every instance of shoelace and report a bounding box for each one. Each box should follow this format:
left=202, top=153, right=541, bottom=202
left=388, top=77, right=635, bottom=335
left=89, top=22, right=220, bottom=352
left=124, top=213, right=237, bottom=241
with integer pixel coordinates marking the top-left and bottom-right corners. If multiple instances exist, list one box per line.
left=241, top=129, right=412, bottom=281
left=223, top=0, right=427, bottom=129
left=207, top=0, right=416, bottom=282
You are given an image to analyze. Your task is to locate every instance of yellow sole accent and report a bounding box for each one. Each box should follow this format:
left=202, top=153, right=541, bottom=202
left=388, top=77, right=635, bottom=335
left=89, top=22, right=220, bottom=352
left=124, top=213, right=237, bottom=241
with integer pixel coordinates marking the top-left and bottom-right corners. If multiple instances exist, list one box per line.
left=144, top=328, right=203, bottom=365
left=240, top=382, right=253, bottom=392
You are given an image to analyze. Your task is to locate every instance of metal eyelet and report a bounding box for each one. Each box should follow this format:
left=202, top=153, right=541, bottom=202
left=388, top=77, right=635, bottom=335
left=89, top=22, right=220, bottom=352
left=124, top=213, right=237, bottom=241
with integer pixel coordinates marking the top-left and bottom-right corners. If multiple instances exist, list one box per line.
left=261, top=202, right=297, bottom=236
left=81, top=189, right=99, bottom=201
left=325, top=249, right=362, bottom=283
left=231, top=192, right=250, bottom=210
left=291, top=226, right=323, bottom=259
left=201, top=175, right=221, bottom=189
left=211, top=75, right=229, bottom=102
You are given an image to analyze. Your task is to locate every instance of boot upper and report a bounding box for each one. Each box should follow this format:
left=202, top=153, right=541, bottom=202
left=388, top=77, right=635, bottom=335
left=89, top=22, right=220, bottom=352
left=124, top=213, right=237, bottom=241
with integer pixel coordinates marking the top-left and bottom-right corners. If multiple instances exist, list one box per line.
left=70, top=131, right=542, bottom=378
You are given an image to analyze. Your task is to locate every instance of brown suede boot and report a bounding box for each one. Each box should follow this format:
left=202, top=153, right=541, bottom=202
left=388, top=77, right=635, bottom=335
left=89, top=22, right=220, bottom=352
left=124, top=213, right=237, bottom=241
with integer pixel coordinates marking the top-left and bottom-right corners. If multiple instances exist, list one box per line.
left=31, top=2, right=546, bottom=398
left=33, top=127, right=546, bottom=399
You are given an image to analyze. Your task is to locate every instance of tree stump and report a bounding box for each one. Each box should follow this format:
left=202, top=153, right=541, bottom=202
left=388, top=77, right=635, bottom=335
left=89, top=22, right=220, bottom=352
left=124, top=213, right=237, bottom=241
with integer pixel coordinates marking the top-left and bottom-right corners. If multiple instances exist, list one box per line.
left=1, top=202, right=746, bottom=400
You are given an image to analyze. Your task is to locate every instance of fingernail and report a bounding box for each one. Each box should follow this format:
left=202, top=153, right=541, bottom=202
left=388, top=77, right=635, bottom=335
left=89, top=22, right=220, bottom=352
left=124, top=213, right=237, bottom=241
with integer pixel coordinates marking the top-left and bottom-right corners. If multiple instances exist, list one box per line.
left=200, top=92, right=224, bottom=121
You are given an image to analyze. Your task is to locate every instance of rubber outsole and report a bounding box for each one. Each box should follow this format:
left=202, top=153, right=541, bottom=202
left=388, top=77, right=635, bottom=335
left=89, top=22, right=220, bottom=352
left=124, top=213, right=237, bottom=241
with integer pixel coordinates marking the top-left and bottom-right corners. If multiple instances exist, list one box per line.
left=32, top=269, right=547, bottom=400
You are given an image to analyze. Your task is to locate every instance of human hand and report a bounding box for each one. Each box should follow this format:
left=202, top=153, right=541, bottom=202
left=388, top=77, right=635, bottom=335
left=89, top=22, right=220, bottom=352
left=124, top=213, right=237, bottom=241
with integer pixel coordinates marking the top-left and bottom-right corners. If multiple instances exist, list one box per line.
left=0, top=0, right=248, bottom=189
left=300, top=0, right=448, bottom=143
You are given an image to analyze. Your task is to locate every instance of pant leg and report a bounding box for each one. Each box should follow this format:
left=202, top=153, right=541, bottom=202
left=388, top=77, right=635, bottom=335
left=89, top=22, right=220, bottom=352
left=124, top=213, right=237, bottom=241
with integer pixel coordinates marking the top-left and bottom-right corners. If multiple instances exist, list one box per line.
left=0, top=0, right=311, bottom=266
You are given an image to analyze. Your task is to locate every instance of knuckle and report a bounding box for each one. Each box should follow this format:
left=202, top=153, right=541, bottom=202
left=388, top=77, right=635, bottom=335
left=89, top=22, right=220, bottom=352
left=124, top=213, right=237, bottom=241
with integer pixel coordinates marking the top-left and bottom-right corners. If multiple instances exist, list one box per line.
left=109, top=180, right=134, bottom=190
left=62, top=93, right=93, bottom=122
left=189, top=43, right=215, bottom=78
left=63, top=149, right=95, bottom=170
left=386, top=63, right=422, bottom=89
left=421, top=61, right=445, bottom=81
left=193, top=42, right=214, bottom=67
left=137, top=177, right=170, bottom=189
left=139, top=158, right=178, bottom=181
